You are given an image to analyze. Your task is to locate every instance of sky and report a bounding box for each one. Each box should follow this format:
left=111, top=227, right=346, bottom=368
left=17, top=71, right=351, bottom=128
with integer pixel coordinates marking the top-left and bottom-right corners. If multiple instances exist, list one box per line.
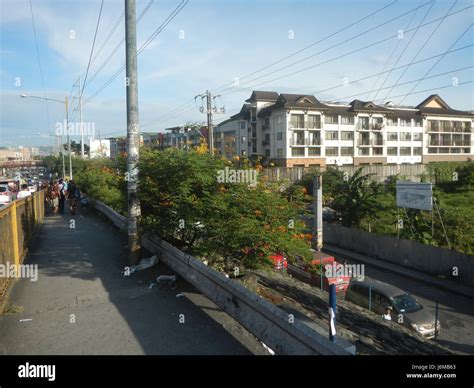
left=0, top=0, right=473, bottom=147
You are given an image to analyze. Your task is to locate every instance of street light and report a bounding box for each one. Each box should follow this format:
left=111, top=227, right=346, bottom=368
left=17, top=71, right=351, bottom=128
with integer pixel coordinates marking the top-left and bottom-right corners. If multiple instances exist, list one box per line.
left=20, top=94, right=72, bottom=179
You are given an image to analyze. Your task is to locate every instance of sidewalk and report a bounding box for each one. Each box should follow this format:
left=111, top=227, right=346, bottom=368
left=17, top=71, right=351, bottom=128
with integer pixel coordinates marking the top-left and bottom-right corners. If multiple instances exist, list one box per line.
left=0, top=209, right=265, bottom=355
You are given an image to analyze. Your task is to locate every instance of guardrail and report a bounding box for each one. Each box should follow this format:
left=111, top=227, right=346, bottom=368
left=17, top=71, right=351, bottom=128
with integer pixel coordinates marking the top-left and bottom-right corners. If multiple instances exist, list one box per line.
left=92, top=200, right=352, bottom=355
left=0, top=190, right=45, bottom=313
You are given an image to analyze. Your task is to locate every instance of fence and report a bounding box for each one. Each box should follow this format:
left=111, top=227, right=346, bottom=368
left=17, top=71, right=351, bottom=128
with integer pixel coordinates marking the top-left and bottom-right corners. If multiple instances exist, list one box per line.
left=262, top=164, right=428, bottom=183
left=0, top=190, right=45, bottom=312
left=323, top=223, right=474, bottom=287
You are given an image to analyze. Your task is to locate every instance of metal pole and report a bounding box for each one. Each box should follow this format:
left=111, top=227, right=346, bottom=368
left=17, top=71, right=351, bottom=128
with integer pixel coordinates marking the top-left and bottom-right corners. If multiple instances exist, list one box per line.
left=434, top=301, right=439, bottom=340
left=79, top=76, right=85, bottom=158
left=207, top=90, right=213, bottom=155
left=66, top=96, right=72, bottom=179
left=368, top=284, right=372, bottom=312
left=329, top=283, right=336, bottom=342
left=125, top=0, right=141, bottom=265
left=313, top=175, right=323, bottom=251
left=61, top=133, right=66, bottom=178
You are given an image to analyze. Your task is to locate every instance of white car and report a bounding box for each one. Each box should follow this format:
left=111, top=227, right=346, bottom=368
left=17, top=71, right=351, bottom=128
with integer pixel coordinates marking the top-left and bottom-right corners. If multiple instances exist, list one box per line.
left=0, top=185, right=13, bottom=206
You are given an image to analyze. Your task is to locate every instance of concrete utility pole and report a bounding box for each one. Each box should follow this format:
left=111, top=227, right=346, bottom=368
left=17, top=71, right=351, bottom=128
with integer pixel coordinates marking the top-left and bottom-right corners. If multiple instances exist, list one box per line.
left=206, top=90, right=213, bottom=155
left=66, top=96, right=73, bottom=179
left=313, top=175, right=323, bottom=251
left=79, top=77, right=85, bottom=158
left=125, top=0, right=141, bottom=265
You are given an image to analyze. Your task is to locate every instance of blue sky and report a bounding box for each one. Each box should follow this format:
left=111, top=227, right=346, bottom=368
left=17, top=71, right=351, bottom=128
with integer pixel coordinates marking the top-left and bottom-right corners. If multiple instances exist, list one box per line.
left=1, top=0, right=473, bottom=147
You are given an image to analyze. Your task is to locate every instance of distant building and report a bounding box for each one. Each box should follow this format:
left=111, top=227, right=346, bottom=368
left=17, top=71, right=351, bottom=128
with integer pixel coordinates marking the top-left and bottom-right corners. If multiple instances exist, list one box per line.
left=214, top=91, right=474, bottom=167
left=89, top=139, right=111, bottom=158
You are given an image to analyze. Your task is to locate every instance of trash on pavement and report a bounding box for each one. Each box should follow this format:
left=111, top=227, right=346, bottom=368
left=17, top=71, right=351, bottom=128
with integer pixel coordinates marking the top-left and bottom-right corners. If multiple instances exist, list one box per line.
left=156, top=275, right=177, bottom=284
left=126, top=255, right=159, bottom=275
left=176, top=293, right=184, bottom=298
left=261, top=341, right=275, bottom=355
left=19, top=319, right=33, bottom=322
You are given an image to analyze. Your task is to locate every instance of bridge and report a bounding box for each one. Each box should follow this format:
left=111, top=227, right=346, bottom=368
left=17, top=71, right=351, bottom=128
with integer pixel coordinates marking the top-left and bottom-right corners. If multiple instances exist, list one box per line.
left=0, top=191, right=267, bottom=355
left=0, top=160, right=44, bottom=169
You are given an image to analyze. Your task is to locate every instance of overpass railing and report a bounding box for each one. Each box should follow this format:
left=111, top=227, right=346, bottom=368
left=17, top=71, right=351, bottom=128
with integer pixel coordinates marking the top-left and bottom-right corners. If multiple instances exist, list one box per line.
left=0, top=190, right=45, bottom=313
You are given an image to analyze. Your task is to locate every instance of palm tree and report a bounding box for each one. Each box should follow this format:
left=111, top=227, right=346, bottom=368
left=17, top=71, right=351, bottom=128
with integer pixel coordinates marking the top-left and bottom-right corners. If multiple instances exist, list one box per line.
left=331, top=167, right=382, bottom=228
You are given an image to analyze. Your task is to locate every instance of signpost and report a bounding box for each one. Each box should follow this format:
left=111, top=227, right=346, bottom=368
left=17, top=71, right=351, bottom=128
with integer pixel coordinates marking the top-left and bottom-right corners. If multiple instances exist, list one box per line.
left=396, top=181, right=433, bottom=211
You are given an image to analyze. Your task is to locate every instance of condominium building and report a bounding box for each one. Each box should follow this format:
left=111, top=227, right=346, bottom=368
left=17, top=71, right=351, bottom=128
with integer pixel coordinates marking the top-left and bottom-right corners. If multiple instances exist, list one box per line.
left=214, top=91, right=473, bottom=167
left=161, top=125, right=209, bottom=150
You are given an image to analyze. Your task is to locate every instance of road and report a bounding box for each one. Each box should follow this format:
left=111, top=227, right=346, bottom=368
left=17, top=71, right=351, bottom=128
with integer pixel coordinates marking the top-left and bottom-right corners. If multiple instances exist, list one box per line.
left=328, top=249, right=474, bottom=355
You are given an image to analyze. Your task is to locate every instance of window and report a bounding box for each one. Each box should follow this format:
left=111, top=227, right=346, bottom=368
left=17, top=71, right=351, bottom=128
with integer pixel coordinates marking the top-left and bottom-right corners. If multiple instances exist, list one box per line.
left=241, top=150, right=247, bottom=156
left=325, top=131, right=338, bottom=140
left=429, top=120, right=439, bottom=131
left=373, top=147, right=383, bottom=155
left=358, top=148, right=369, bottom=155
left=308, top=147, right=321, bottom=156
left=324, top=115, right=338, bottom=124
left=292, top=148, right=305, bottom=157
left=413, top=132, right=422, bottom=141
left=325, top=147, right=338, bottom=156
left=277, top=132, right=283, bottom=141
left=265, top=149, right=270, bottom=157
left=341, top=131, right=354, bottom=140
left=414, top=119, right=422, bottom=127
left=387, top=147, right=397, bottom=156
left=413, top=147, right=422, bottom=155
left=386, top=118, right=396, bottom=126
left=341, top=147, right=353, bottom=156
left=240, top=122, right=245, bottom=129
left=277, top=148, right=283, bottom=157
left=400, top=132, right=411, bottom=141
left=400, top=147, right=411, bottom=156
left=387, top=132, right=398, bottom=141
left=341, top=116, right=354, bottom=125
left=265, top=133, right=270, bottom=141
left=241, top=136, right=246, bottom=143
left=308, top=115, right=321, bottom=129
left=400, top=119, right=409, bottom=127
left=358, top=117, right=370, bottom=129
left=291, top=114, right=305, bottom=128
left=276, top=115, right=282, bottom=124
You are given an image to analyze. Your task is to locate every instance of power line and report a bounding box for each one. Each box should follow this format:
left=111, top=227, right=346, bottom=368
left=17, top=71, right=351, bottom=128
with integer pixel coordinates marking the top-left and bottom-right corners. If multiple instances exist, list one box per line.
left=381, top=0, right=458, bottom=101
left=80, top=0, right=105, bottom=102
left=90, top=9, right=125, bottom=66
left=215, top=0, right=436, bottom=96
left=331, top=65, right=473, bottom=102
left=310, top=43, right=473, bottom=96
left=29, top=0, right=50, bottom=133
left=398, top=23, right=473, bottom=104
left=371, top=0, right=435, bottom=101
left=218, top=5, right=473, bottom=98
left=210, top=0, right=399, bottom=94
left=85, top=0, right=188, bottom=103
left=366, top=0, right=423, bottom=100
left=85, top=0, right=154, bottom=89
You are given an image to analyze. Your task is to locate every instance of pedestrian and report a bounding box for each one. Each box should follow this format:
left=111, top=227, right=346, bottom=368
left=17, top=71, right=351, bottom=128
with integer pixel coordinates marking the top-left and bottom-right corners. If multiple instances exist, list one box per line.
left=383, top=306, right=393, bottom=321
left=67, top=180, right=81, bottom=215
left=17, top=184, right=32, bottom=199
left=50, top=181, right=60, bottom=215
left=58, top=179, right=66, bottom=214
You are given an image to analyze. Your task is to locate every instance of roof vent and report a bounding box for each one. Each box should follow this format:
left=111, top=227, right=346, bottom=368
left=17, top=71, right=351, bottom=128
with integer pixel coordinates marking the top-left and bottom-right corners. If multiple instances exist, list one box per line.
left=385, top=101, right=395, bottom=107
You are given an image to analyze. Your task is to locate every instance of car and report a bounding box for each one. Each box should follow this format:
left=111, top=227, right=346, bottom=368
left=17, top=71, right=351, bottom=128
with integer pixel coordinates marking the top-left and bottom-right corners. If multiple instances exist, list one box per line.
left=345, top=279, right=440, bottom=339
left=0, top=184, right=13, bottom=206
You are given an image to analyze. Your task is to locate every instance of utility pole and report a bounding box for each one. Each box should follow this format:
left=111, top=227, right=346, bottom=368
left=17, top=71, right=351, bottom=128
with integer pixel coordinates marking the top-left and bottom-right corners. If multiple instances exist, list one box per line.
left=195, top=91, right=225, bottom=155
left=313, top=175, right=323, bottom=251
left=125, top=0, right=141, bottom=265
left=79, top=77, right=85, bottom=158
left=66, top=96, right=73, bottom=179
left=206, top=90, right=213, bottom=155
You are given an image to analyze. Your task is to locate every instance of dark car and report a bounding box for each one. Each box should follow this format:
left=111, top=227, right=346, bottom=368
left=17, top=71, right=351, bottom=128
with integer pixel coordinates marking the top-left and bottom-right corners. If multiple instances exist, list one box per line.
left=345, top=279, right=440, bottom=339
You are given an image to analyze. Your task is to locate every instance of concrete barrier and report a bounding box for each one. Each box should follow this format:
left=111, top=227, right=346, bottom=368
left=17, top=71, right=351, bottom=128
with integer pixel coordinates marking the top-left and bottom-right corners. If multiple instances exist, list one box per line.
left=92, top=200, right=352, bottom=355
left=324, top=223, right=474, bottom=287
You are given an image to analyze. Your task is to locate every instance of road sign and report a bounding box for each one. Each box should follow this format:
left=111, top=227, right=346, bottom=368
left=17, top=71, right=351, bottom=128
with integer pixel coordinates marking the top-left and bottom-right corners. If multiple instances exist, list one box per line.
left=396, top=181, right=432, bottom=211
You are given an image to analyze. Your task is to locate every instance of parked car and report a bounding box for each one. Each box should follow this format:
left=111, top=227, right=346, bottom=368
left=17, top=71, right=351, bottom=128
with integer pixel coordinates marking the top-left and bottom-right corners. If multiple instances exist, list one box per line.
left=0, top=184, right=13, bottom=206
left=345, top=279, right=440, bottom=339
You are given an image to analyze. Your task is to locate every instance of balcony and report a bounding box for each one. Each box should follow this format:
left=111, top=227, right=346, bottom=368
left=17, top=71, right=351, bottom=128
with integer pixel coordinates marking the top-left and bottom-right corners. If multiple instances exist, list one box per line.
left=308, top=138, right=321, bottom=146
left=372, top=123, right=384, bottom=131
left=290, top=137, right=307, bottom=146
left=358, top=139, right=371, bottom=146
left=372, top=139, right=384, bottom=146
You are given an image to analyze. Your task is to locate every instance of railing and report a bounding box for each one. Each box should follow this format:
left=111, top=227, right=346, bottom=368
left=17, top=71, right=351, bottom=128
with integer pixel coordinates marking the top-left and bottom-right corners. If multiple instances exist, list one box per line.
left=0, top=190, right=45, bottom=313
left=308, top=138, right=321, bottom=146
left=290, top=137, right=307, bottom=146
left=358, top=139, right=371, bottom=146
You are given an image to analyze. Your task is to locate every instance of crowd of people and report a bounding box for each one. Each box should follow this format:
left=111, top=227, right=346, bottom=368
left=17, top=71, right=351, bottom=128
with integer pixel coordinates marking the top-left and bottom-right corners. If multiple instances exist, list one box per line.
left=45, top=179, right=81, bottom=215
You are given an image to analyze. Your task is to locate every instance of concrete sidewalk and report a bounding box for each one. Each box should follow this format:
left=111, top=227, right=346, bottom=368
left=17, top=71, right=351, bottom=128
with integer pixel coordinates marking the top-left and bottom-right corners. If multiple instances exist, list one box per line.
left=0, top=210, right=265, bottom=355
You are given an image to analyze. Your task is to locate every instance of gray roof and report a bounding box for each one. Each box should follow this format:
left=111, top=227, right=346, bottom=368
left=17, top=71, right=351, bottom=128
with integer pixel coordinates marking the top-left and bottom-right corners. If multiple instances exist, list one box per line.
left=350, top=278, right=405, bottom=298
left=245, top=91, right=279, bottom=102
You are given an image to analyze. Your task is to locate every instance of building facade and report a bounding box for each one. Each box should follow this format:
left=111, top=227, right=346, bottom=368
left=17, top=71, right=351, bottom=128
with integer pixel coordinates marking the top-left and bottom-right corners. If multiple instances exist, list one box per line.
left=214, top=91, right=473, bottom=167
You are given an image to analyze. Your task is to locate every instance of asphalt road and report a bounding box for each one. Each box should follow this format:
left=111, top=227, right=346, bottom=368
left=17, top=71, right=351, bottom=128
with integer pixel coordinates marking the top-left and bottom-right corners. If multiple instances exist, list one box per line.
left=329, top=250, right=474, bottom=355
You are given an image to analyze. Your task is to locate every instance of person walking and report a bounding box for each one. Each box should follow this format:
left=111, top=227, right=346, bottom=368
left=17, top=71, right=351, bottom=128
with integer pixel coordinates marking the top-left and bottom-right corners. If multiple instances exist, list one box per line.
left=58, top=179, right=66, bottom=214
left=17, top=184, right=32, bottom=199
left=50, top=181, right=60, bottom=215
left=67, top=180, right=81, bottom=215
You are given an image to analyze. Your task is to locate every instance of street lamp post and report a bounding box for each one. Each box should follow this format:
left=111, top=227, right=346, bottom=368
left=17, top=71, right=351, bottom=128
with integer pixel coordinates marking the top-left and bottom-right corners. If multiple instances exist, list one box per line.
left=20, top=94, right=72, bottom=179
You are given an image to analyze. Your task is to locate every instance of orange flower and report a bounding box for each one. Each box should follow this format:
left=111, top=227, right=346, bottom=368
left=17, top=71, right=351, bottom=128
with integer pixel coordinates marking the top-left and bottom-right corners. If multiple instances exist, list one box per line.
left=255, top=210, right=262, bottom=216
